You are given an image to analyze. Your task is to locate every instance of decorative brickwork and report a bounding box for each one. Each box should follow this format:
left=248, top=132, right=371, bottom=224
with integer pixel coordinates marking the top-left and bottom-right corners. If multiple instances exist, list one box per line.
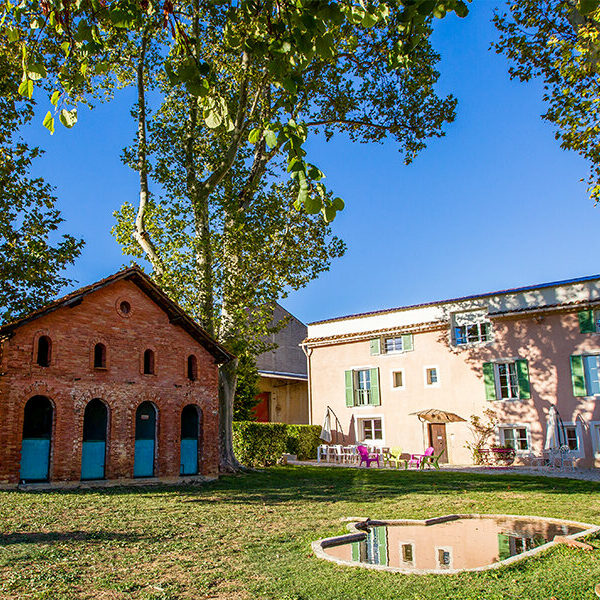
left=0, top=270, right=229, bottom=486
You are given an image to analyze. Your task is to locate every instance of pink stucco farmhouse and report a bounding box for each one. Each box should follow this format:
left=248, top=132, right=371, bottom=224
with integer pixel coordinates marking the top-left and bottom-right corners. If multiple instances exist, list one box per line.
left=302, top=275, right=600, bottom=468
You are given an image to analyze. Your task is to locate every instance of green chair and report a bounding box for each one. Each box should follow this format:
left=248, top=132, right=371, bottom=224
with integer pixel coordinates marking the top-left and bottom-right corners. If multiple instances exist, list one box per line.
left=421, top=449, right=445, bottom=470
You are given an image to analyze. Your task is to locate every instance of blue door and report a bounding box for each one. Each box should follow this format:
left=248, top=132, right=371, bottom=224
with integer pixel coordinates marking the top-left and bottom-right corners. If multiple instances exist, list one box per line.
left=20, top=396, right=53, bottom=482
left=180, top=405, right=199, bottom=475
left=134, top=402, right=156, bottom=477
left=81, top=441, right=106, bottom=480
left=81, top=399, right=108, bottom=480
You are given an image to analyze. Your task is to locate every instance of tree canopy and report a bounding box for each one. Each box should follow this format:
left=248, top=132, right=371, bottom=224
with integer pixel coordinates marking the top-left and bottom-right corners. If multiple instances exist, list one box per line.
left=494, top=0, right=600, bottom=202
left=0, top=48, right=83, bottom=323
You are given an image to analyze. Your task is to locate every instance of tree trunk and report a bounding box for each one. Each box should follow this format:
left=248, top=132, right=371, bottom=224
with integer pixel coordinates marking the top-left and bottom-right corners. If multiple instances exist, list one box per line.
left=218, top=357, right=245, bottom=472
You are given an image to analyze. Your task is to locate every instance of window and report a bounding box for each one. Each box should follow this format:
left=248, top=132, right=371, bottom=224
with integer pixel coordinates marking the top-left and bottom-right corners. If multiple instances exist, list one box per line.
left=425, top=367, right=439, bottom=386
left=578, top=309, right=600, bottom=333
left=392, top=370, right=404, bottom=389
left=384, top=337, right=405, bottom=353
left=483, top=360, right=531, bottom=401
left=452, top=310, right=491, bottom=346
left=143, top=349, right=155, bottom=375
left=187, top=355, right=198, bottom=381
left=571, top=354, right=600, bottom=396
left=400, top=543, right=415, bottom=567
left=360, top=418, right=383, bottom=442
left=565, top=426, right=579, bottom=451
left=370, top=334, right=413, bottom=355
left=344, top=368, right=380, bottom=407
left=500, top=426, right=529, bottom=451
left=36, top=336, right=51, bottom=367
left=436, top=547, right=452, bottom=569
left=94, top=343, right=106, bottom=369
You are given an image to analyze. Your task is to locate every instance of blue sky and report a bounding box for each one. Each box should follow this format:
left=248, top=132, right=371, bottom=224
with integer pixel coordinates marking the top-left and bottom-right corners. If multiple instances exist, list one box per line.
left=23, top=2, right=599, bottom=326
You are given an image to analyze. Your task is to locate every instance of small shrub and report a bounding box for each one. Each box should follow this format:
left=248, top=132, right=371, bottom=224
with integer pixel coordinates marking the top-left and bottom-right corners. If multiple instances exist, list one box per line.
left=232, top=422, right=288, bottom=467
left=285, top=425, right=322, bottom=460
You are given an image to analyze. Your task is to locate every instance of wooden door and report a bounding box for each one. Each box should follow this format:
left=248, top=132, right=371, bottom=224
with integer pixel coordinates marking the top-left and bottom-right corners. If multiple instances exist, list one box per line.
left=428, top=423, right=448, bottom=463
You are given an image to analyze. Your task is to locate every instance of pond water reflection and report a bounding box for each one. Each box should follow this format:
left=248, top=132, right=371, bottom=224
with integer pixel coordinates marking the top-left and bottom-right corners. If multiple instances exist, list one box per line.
left=322, top=516, right=587, bottom=572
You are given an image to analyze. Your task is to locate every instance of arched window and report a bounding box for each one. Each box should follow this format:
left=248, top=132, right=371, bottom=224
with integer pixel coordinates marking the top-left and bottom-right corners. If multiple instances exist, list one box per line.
left=143, top=349, right=155, bottom=375
left=187, top=355, right=198, bottom=381
left=94, top=343, right=106, bottom=369
left=36, top=336, right=51, bottom=367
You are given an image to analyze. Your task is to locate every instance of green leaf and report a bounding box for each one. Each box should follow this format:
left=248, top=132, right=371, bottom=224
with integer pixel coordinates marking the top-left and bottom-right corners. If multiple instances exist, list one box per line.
left=361, top=12, right=378, bottom=28
left=281, top=78, right=297, bottom=94
left=248, top=128, right=261, bottom=144
left=323, top=206, right=337, bottom=222
left=579, top=0, right=600, bottom=14
left=264, top=130, right=277, bottom=148
left=50, top=90, right=60, bottom=107
left=454, top=1, right=469, bottom=18
left=417, top=0, right=437, bottom=16
left=7, top=28, right=19, bottom=42
left=43, top=111, right=55, bottom=134
left=332, top=197, right=345, bottom=211
left=304, top=195, right=321, bottom=214
left=204, top=110, right=222, bottom=129
left=27, top=62, right=46, bottom=81
left=59, top=108, right=77, bottom=128
left=18, top=79, right=33, bottom=99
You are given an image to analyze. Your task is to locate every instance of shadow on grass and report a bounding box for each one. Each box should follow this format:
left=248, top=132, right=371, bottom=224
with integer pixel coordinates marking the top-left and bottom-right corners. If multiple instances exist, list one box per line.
left=0, top=531, right=146, bottom=546
left=1, top=467, right=598, bottom=506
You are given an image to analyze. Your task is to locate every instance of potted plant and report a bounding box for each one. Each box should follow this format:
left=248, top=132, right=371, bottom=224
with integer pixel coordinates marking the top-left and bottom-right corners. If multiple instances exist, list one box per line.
left=489, top=445, right=516, bottom=466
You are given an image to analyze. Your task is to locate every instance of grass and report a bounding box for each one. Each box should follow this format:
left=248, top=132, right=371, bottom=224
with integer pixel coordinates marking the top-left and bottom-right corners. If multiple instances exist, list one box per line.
left=1, top=466, right=600, bottom=599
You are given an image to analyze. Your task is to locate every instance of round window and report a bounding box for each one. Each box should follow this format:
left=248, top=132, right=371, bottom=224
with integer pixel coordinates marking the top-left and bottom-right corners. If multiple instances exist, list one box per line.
left=120, top=301, right=131, bottom=314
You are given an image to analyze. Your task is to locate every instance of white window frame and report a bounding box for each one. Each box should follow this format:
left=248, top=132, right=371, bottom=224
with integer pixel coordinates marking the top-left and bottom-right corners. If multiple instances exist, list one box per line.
left=391, top=369, right=405, bottom=390
left=451, top=310, right=492, bottom=347
left=398, top=541, right=416, bottom=567
left=494, top=361, right=520, bottom=401
left=424, top=365, right=440, bottom=388
left=349, top=365, right=375, bottom=408
left=355, top=415, right=385, bottom=447
left=384, top=336, right=405, bottom=354
left=562, top=421, right=585, bottom=458
left=497, top=424, right=531, bottom=453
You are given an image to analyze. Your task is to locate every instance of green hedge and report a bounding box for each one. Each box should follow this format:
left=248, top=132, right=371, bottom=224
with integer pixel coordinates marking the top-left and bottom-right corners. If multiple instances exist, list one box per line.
left=285, top=425, right=322, bottom=460
left=232, top=422, right=288, bottom=467
left=232, top=422, right=322, bottom=466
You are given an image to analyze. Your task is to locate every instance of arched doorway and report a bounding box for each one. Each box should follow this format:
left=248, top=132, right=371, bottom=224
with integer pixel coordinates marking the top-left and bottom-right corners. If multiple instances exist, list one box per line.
left=180, top=405, right=200, bottom=475
left=81, top=399, right=108, bottom=480
left=20, top=396, right=53, bottom=482
left=133, top=402, right=156, bottom=477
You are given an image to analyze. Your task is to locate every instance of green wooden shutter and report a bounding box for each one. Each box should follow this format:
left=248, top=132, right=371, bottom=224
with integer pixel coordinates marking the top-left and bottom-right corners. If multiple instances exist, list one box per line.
left=516, top=359, right=531, bottom=399
left=570, top=355, right=587, bottom=397
left=578, top=310, right=596, bottom=333
left=370, top=338, right=381, bottom=355
left=498, top=534, right=511, bottom=561
left=402, top=334, right=413, bottom=351
left=482, top=362, right=496, bottom=400
left=345, top=370, right=355, bottom=407
left=375, top=526, right=388, bottom=566
left=351, top=541, right=360, bottom=562
left=369, top=368, right=380, bottom=406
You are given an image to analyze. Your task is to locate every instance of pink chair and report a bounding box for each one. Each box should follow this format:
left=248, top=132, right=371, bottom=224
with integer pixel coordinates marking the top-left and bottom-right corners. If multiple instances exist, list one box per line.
left=357, top=445, right=380, bottom=468
left=406, top=446, right=434, bottom=469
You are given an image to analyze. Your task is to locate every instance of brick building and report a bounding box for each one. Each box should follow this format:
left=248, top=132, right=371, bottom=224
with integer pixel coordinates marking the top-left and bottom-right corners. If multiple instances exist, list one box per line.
left=0, top=266, right=232, bottom=486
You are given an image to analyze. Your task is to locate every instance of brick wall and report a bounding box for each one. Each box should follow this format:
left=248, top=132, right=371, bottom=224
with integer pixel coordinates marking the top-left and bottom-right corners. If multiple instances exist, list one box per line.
left=0, top=279, right=220, bottom=485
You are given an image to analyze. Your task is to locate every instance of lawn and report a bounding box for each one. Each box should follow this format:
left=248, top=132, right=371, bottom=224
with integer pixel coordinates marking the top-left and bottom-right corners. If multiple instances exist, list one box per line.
left=1, top=466, right=600, bottom=600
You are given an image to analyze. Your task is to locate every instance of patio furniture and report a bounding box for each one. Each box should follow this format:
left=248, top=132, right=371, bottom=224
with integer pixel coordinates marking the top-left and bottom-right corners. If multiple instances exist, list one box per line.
left=328, top=444, right=344, bottom=463
left=317, top=444, right=329, bottom=463
left=421, top=449, right=444, bottom=470
left=381, top=447, right=403, bottom=468
left=343, top=445, right=359, bottom=464
left=357, top=445, right=380, bottom=468
left=406, top=446, right=434, bottom=469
